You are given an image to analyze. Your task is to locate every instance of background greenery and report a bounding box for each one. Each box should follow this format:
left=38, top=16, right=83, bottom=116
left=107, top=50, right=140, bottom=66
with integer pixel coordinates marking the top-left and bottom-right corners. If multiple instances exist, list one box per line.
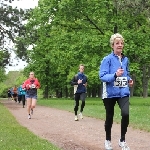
left=1, top=0, right=150, bottom=98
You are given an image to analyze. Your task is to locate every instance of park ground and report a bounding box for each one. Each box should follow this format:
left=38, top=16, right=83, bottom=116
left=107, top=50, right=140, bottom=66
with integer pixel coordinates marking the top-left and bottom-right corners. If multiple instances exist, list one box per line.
left=1, top=100, right=150, bottom=150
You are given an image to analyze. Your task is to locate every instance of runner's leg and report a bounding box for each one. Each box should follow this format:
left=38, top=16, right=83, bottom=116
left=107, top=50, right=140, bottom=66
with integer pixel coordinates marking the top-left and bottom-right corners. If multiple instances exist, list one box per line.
left=117, top=96, right=129, bottom=142
left=103, top=98, right=116, bottom=141
left=74, top=93, right=80, bottom=115
left=80, top=93, right=86, bottom=113
left=31, top=98, right=37, bottom=110
left=27, top=98, right=32, bottom=115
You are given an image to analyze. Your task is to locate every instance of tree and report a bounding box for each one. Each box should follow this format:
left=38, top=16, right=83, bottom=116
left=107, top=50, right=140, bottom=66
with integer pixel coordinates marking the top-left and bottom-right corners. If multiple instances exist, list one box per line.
left=0, top=0, right=31, bottom=72
left=15, top=0, right=150, bottom=97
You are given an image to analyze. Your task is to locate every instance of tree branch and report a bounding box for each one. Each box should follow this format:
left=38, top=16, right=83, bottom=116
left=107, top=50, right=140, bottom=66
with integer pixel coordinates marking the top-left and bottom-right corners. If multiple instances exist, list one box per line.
left=0, top=25, right=14, bottom=42
left=84, top=15, right=104, bottom=35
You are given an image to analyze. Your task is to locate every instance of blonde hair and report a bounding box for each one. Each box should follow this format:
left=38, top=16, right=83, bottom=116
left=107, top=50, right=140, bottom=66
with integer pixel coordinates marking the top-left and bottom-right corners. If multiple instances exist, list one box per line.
left=79, top=64, right=84, bottom=68
left=110, top=33, right=124, bottom=46
left=30, top=71, right=34, bottom=74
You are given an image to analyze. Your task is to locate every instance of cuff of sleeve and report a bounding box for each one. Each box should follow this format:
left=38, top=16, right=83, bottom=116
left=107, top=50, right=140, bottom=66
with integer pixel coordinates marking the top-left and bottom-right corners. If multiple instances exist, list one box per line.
left=114, top=73, right=117, bottom=79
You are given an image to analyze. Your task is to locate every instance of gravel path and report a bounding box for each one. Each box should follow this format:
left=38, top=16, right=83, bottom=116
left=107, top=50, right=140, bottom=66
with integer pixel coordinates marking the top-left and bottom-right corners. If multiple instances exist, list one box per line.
left=1, top=100, right=150, bottom=150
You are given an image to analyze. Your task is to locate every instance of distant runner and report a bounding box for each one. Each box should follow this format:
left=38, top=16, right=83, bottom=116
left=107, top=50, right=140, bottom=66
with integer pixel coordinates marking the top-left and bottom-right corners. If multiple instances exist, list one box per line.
left=22, top=72, right=40, bottom=119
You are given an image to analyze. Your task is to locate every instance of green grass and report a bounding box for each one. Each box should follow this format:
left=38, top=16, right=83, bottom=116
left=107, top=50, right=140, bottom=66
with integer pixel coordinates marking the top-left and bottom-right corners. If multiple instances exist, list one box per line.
left=37, top=97, right=150, bottom=132
left=0, top=102, right=60, bottom=150
left=0, top=97, right=149, bottom=149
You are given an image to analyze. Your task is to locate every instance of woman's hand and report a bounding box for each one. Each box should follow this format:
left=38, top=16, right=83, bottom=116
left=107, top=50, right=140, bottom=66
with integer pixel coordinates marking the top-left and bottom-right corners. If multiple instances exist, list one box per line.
left=128, top=80, right=133, bottom=87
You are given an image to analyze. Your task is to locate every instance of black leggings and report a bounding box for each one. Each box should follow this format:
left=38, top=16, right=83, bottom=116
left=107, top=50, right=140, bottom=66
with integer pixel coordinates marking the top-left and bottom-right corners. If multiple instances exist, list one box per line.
left=22, top=95, right=26, bottom=107
left=103, top=96, right=129, bottom=141
left=18, top=95, right=22, bottom=103
left=74, top=93, right=86, bottom=115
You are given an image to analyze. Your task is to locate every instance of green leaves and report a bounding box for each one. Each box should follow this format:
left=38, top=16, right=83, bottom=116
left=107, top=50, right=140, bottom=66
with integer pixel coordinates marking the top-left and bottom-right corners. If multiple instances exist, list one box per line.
left=13, top=0, right=150, bottom=97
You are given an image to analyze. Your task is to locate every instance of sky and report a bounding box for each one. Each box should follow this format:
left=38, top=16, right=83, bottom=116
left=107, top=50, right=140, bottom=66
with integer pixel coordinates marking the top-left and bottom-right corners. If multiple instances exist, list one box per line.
left=5, top=0, right=39, bottom=73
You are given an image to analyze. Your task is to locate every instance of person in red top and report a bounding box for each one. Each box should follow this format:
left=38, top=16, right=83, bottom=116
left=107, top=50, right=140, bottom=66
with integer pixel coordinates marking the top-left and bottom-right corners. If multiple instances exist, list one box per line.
left=22, top=72, right=40, bottom=119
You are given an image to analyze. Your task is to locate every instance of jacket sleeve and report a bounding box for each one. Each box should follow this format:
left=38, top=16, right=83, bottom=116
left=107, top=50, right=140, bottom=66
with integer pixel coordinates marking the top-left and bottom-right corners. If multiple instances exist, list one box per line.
left=99, top=57, right=116, bottom=82
left=35, top=78, right=40, bottom=89
left=22, top=80, right=28, bottom=89
left=70, top=75, right=78, bottom=86
left=126, top=59, right=132, bottom=81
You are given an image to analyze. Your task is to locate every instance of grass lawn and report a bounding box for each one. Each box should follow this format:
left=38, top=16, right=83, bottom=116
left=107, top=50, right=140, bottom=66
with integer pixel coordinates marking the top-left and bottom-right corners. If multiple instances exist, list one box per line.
left=0, top=102, right=60, bottom=150
left=0, top=96, right=149, bottom=149
left=37, top=97, right=150, bottom=132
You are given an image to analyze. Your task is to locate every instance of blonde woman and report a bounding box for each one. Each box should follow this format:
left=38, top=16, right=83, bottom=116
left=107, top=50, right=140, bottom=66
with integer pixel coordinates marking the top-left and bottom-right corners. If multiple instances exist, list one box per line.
left=22, top=72, right=40, bottom=119
left=99, top=33, right=133, bottom=150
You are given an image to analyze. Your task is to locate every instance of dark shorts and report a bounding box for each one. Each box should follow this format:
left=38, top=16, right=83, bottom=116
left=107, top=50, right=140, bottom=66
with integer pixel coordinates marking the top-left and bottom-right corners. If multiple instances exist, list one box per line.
left=26, top=89, right=37, bottom=99
left=26, top=94, right=37, bottom=99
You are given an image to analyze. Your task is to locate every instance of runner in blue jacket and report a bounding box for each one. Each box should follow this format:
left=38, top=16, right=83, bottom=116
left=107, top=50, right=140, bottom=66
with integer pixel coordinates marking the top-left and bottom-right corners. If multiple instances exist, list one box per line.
left=71, top=64, right=87, bottom=121
left=99, top=33, right=133, bottom=150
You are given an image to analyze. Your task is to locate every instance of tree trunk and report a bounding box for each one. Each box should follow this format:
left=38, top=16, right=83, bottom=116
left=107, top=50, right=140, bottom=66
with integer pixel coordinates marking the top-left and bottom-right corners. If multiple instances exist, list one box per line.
left=91, top=87, right=96, bottom=97
left=65, top=86, right=68, bottom=98
left=97, top=84, right=101, bottom=98
left=56, top=89, right=59, bottom=98
left=142, top=65, right=149, bottom=98
left=43, top=85, right=49, bottom=99
left=43, top=60, right=50, bottom=99
left=87, top=88, right=91, bottom=97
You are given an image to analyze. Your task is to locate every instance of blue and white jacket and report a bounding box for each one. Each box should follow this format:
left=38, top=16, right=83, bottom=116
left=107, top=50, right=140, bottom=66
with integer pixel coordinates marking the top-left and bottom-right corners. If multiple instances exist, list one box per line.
left=99, top=52, right=132, bottom=99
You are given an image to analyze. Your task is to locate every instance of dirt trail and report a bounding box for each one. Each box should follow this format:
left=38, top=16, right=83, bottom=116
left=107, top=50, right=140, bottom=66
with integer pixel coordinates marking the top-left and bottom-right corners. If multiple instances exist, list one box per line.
left=1, top=100, right=150, bottom=150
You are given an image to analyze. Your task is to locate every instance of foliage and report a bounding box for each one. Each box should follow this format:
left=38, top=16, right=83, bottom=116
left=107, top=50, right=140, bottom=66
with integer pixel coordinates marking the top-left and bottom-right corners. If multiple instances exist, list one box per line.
left=0, top=71, right=26, bottom=97
left=0, top=0, right=29, bottom=47
left=14, top=0, right=150, bottom=97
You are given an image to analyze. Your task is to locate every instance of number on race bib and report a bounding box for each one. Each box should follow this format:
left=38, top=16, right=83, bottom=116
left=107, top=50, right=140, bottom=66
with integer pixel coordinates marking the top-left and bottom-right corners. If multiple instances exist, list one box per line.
left=31, top=84, right=36, bottom=88
left=114, top=77, right=128, bottom=87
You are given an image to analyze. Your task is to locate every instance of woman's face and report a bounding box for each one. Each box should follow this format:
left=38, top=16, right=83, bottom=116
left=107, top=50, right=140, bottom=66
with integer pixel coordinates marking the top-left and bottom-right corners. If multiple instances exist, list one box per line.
left=112, top=38, right=124, bottom=55
left=29, top=72, right=34, bottom=79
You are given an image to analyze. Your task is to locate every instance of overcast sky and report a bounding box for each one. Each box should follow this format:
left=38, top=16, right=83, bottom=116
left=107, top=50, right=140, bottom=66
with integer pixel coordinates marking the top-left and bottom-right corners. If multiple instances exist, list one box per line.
left=5, top=0, right=39, bottom=73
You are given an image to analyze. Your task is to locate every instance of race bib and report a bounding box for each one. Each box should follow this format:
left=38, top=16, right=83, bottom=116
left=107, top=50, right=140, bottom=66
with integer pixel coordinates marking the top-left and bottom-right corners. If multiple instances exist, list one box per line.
left=31, top=84, right=36, bottom=89
left=114, top=77, right=128, bottom=87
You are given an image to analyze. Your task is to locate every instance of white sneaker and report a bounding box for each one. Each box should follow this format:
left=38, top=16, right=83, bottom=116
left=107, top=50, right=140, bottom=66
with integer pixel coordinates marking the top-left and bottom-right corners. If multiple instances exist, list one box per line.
left=74, top=116, right=78, bottom=121
left=28, top=115, right=31, bottom=119
left=105, top=140, right=113, bottom=150
left=119, top=140, right=130, bottom=150
left=79, top=113, right=83, bottom=119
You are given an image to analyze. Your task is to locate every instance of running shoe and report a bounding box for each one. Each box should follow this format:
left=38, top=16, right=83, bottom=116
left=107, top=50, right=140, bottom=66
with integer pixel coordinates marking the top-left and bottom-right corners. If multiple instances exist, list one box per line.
left=74, top=116, right=78, bottom=121
left=79, top=113, right=83, bottom=119
left=119, top=140, right=130, bottom=150
left=105, top=140, right=113, bottom=150
left=28, top=115, right=31, bottom=119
